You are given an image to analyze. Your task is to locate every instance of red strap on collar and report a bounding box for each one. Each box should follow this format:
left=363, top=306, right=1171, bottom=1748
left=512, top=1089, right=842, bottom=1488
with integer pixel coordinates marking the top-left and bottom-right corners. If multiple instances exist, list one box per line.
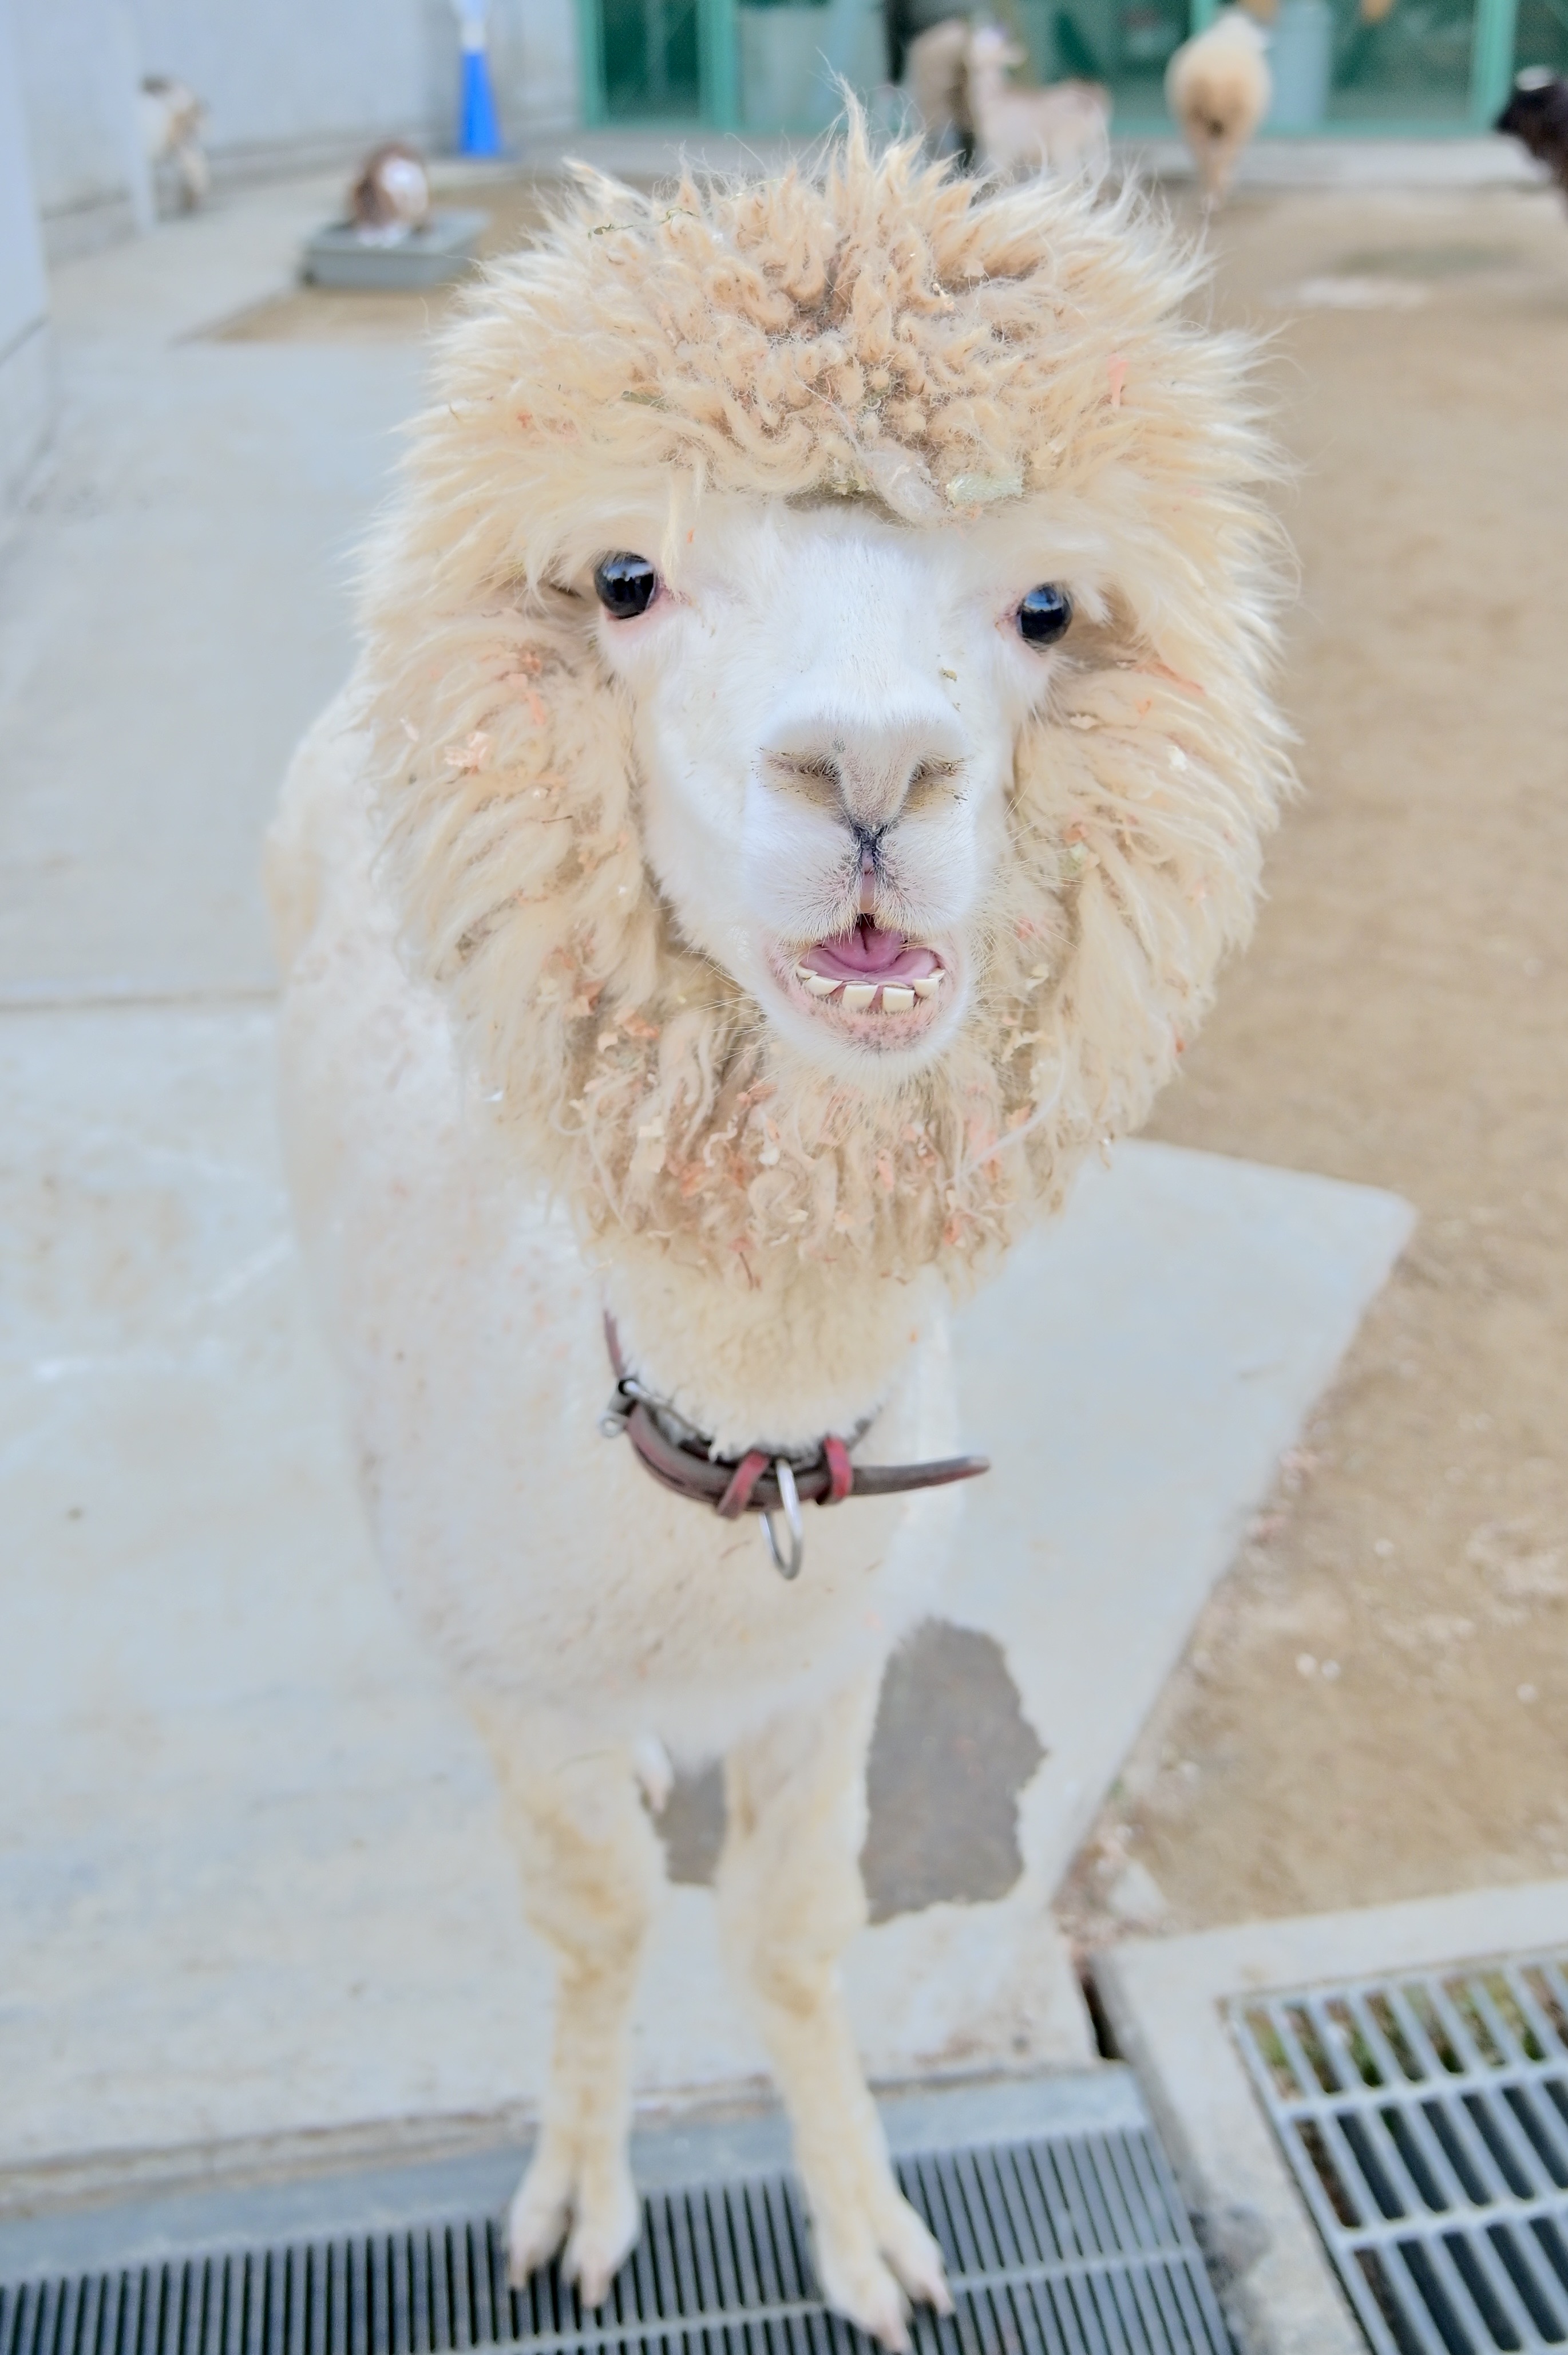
left=602, top=1314, right=988, bottom=1518
left=822, top=1433, right=855, bottom=1504
left=716, top=1450, right=770, bottom=1519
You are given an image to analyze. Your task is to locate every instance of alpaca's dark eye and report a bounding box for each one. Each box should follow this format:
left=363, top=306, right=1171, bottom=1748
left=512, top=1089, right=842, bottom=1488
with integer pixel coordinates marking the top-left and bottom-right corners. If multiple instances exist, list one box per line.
left=1017, top=584, right=1073, bottom=646
left=593, top=553, right=658, bottom=620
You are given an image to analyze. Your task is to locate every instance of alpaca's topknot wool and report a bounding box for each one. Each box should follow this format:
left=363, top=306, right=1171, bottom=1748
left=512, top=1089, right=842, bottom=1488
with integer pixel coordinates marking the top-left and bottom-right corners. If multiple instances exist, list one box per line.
left=433, top=120, right=1188, bottom=525
left=357, top=124, right=1290, bottom=1293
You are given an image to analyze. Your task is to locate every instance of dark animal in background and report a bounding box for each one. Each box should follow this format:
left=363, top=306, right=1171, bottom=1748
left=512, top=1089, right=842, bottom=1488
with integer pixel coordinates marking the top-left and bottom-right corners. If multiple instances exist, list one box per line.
left=1496, top=68, right=1568, bottom=199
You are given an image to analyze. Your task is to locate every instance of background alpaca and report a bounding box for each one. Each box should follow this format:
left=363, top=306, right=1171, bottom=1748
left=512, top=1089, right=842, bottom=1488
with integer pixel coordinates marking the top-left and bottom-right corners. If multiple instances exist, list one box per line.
left=904, top=19, right=974, bottom=163
left=962, top=24, right=1112, bottom=178
left=267, top=130, right=1285, bottom=2350
left=1165, top=9, right=1273, bottom=208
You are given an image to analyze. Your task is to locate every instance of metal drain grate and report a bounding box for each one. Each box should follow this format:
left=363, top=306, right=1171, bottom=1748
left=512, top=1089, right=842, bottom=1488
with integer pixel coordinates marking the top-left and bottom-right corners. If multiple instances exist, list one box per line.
left=0, top=2131, right=1229, bottom=2355
left=1231, top=1950, right=1568, bottom=2353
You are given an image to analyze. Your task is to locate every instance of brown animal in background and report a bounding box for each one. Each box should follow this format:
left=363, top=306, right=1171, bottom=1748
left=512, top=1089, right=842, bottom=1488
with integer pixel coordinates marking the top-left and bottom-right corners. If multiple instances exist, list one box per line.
left=350, top=141, right=432, bottom=238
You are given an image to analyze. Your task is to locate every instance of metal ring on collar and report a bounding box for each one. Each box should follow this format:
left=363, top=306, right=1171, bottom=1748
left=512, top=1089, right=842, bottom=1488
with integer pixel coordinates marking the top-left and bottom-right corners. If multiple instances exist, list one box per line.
left=761, top=1457, right=805, bottom=1580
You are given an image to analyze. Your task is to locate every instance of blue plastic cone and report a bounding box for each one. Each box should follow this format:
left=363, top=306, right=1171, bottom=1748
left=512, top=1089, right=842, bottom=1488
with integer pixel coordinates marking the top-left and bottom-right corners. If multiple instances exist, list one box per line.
left=460, top=43, right=503, bottom=154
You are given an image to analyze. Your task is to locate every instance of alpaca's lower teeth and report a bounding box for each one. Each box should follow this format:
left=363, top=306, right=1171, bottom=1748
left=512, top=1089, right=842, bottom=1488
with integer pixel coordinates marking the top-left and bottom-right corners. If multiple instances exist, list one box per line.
left=792, top=960, right=947, bottom=1011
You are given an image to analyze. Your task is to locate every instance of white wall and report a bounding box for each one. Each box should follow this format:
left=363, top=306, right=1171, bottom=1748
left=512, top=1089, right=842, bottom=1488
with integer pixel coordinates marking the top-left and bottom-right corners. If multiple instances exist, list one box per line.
left=10, top=0, right=587, bottom=271
left=0, top=0, right=51, bottom=513
left=10, top=0, right=152, bottom=259
left=490, top=0, right=583, bottom=143
left=126, top=0, right=449, bottom=170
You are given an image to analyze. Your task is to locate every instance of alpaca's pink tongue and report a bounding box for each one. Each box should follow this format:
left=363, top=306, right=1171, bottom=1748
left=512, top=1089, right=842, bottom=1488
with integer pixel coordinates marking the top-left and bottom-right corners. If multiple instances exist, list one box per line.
left=800, top=922, right=940, bottom=983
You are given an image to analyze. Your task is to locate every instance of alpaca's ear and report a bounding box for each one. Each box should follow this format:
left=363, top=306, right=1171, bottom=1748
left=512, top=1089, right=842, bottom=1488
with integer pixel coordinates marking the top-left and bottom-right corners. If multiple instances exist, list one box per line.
left=368, top=592, right=660, bottom=1051
left=993, top=617, right=1282, bottom=1160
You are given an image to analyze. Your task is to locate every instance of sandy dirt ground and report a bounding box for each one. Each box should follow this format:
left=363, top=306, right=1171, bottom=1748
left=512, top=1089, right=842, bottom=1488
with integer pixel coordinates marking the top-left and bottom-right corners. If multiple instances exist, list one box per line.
left=217, top=167, right=1568, bottom=1942
left=1064, top=180, right=1568, bottom=1949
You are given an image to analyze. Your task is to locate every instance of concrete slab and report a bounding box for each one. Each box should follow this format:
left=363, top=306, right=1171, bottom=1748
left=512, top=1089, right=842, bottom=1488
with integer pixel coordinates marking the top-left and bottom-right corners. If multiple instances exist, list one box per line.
left=0, top=999, right=1411, bottom=2186
left=0, top=177, right=424, bottom=1004
left=1093, top=1879, right=1568, bottom=2355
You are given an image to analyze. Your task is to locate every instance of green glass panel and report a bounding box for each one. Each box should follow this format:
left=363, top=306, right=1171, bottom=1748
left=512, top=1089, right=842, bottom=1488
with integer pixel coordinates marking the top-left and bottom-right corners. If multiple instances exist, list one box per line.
left=601, top=0, right=703, bottom=114
left=1512, top=0, right=1568, bottom=72
left=1321, top=0, right=1476, bottom=122
left=1038, top=0, right=1190, bottom=116
left=1046, top=0, right=1483, bottom=129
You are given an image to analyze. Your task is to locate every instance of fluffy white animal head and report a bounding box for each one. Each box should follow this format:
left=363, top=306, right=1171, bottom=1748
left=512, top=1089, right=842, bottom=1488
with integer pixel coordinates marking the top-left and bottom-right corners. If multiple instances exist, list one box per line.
left=361, top=127, right=1288, bottom=1290
left=965, top=22, right=1030, bottom=77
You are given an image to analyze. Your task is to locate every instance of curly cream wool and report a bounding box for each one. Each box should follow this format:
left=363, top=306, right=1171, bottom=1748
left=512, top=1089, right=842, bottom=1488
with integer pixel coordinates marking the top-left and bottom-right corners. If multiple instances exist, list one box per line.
left=354, top=127, right=1289, bottom=1296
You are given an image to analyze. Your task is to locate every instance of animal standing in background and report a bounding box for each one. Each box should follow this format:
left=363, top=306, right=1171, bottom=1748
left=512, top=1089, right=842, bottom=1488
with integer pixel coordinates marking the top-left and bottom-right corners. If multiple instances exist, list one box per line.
left=140, top=76, right=208, bottom=211
left=905, top=18, right=975, bottom=161
left=268, top=126, right=1286, bottom=2350
left=1496, top=68, right=1568, bottom=200
left=1165, top=7, right=1272, bottom=207
left=963, top=22, right=1112, bottom=176
left=350, top=141, right=433, bottom=240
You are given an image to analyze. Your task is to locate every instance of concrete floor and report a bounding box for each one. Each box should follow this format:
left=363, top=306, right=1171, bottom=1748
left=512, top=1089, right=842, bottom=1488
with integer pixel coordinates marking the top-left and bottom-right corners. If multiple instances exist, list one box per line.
left=0, top=175, right=1412, bottom=2196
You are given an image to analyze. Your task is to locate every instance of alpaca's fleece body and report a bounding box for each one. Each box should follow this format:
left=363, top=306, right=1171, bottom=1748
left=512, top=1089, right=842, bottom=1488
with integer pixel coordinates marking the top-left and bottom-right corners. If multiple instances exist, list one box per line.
left=271, top=129, right=1286, bottom=2343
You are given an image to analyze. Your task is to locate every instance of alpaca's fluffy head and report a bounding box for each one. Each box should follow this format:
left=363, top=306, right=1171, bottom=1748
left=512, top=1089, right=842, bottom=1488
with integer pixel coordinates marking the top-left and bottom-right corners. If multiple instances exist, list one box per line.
left=361, top=126, right=1288, bottom=1290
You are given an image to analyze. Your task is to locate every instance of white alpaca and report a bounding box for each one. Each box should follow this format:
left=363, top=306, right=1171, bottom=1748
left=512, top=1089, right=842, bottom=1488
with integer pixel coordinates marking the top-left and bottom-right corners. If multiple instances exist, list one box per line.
left=905, top=19, right=973, bottom=156
left=1165, top=9, right=1272, bottom=208
left=963, top=24, right=1111, bottom=180
left=267, top=132, right=1286, bottom=2351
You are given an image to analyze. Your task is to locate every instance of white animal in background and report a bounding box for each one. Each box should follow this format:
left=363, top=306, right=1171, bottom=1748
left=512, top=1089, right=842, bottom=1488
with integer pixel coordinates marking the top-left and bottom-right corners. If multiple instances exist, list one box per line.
left=1165, top=7, right=1272, bottom=207
left=267, top=129, right=1285, bottom=2353
left=905, top=17, right=975, bottom=159
left=963, top=22, right=1111, bottom=178
left=140, top=76, right=208, bottom=211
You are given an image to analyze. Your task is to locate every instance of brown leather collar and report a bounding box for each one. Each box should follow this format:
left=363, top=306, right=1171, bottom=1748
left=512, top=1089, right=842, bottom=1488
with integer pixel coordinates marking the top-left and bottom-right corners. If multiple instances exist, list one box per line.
left=600, top=1314, right=988, bottom=1576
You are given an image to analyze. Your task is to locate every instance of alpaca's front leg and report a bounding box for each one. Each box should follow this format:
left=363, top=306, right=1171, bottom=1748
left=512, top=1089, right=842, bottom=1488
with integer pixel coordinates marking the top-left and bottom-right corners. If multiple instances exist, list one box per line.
left=718, top=1678, right=952, bottom=2352
left=472, top=1721, right=664, bottom=2306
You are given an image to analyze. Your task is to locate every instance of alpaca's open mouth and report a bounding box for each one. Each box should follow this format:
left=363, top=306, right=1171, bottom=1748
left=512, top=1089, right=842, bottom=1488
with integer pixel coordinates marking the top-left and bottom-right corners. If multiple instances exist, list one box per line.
left=771, top=919, right=951, bottom=1032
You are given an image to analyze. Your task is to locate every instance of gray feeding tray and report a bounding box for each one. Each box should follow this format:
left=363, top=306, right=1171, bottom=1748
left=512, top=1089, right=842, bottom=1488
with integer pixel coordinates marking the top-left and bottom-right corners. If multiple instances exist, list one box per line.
left=302, top=208, right=490, bottom=290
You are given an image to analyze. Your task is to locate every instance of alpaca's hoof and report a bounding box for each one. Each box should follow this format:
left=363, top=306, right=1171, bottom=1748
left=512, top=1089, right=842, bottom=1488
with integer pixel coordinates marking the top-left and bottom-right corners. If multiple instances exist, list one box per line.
left=561, top=2164, right=640, bottom=2309
left=878, top=2196, right=954, bottom=2319
left=505, top=2154, right=573, bottom=2287
left=505, top=2145, right=640, bottom=2308
left=813, top=2191, right=952, bottom=2350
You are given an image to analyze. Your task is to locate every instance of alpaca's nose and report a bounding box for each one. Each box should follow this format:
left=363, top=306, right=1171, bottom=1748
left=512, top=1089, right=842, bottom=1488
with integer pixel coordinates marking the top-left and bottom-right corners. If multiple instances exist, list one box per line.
left=762, top=699, right=967, bottom=834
